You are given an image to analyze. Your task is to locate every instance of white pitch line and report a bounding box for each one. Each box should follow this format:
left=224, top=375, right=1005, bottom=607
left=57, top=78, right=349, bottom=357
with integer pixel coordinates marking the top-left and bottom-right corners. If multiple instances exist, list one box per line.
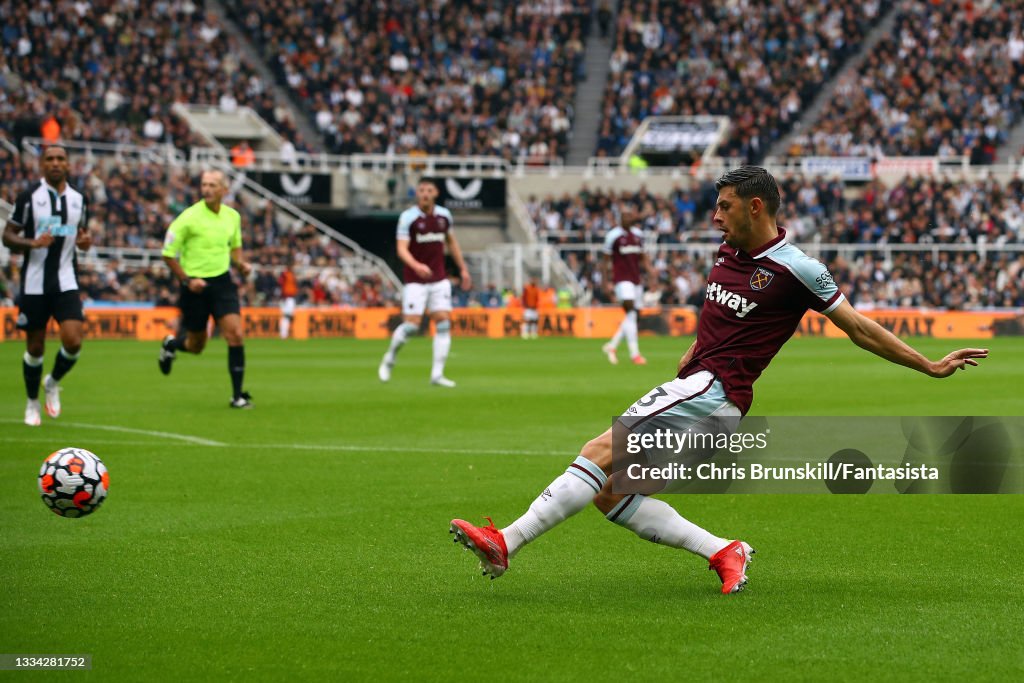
left=0, top=419, right=226, bottom=447
left=247, top=442, right=567, bottom=457
left=0, top=436, right=177, bottom=448
left=0, top=429, right=565, bottom=456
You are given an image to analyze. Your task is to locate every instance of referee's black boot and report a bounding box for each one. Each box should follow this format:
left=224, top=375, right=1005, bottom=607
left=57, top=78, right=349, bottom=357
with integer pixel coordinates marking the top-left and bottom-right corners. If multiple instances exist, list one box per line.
left=229, top=392, right=253, bottom=409
left=158, top=335, right=177, bottom=375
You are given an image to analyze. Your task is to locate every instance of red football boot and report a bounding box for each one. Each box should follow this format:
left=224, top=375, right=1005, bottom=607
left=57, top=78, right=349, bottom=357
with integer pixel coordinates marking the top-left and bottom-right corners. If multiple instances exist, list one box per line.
left=709, top=540, right=755, bottom=594
left=449, top=517, right=509, bottom=579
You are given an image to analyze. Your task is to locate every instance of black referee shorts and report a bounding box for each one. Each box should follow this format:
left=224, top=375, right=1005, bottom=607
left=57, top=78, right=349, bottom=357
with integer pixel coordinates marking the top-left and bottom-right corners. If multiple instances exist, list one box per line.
left=179, top=273, right=241, bottom=332
left=16, top=290, right=85, bottom=331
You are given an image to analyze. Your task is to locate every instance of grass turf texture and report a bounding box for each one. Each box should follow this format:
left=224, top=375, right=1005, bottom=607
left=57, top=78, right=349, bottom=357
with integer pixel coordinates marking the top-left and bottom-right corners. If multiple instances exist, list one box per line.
left=0, top=336, right=1022, bottom=681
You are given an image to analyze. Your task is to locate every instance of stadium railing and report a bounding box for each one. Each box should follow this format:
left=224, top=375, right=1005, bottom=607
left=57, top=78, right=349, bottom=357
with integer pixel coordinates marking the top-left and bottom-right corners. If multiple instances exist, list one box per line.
left=16, top=138, right=401, bottom=293
left=552, top=241, right=1024, bottom=261
left=190, top=147, right=528, bottom=176
left=205, top=159, right=402, bottom=292
left=0, top=137, right=19, bottom=156
left=184, top=146, right=1024, bottom=184
left=21, top=138, right=185, bottom=166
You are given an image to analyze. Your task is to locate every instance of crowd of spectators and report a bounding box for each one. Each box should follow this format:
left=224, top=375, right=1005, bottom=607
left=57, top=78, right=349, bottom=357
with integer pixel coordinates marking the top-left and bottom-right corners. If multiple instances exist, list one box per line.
left=527, top=174, right=849, bottom=245
left=0, top=0, right=303, bottom=154
left=529, top=174, right=1024, bottom=308
left=1, top=150, right=397, bottom=306
left=225, top=0, right=591, bottom=162
left=561, top=238, right=1024, bottom=310
left=793, top=0, right=1024, bottom=161
left=529, top=174, right=1024, bottom=247
left=597, top=0, right=890, bottom=162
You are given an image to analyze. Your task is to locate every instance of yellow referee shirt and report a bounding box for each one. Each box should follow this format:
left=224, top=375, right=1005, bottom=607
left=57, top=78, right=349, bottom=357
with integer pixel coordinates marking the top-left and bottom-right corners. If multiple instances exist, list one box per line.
left=162, top=201, right=242, bottom=278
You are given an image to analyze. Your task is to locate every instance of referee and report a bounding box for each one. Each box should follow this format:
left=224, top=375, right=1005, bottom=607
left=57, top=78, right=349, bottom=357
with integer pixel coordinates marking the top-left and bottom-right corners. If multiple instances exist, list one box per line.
left=2, top=145, right=92, bottom=426
left=158, top=169, right=254, bottom=408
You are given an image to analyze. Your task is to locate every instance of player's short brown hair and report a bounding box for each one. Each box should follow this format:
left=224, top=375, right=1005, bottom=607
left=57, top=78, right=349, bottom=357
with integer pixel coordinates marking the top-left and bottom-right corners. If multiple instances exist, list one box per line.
left=715, top=166, right=781, bottom=216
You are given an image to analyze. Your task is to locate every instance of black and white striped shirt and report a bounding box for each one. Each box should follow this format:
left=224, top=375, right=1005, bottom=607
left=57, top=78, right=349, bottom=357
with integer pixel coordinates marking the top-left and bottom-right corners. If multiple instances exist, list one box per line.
left=8, top=180, right=89, bottom=295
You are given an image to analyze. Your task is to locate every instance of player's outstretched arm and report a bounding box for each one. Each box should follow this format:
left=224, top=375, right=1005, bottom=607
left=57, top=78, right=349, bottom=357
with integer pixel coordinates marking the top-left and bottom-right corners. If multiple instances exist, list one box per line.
left=826, top=300, right=988, bottom=378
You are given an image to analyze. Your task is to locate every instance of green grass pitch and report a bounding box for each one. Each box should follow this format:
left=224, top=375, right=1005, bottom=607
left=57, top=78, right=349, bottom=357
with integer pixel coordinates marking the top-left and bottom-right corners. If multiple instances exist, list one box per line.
left=1, top=336, right=1022, bottom=681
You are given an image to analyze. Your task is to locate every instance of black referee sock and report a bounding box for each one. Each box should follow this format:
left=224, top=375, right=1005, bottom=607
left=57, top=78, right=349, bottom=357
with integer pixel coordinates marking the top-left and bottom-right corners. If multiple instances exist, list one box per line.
left=167, top=335, right=188, bottom=352
left=51, top=346, right=79, bottom=382
left=23, top=352, right=44, bottom=400
left=228, top=345, right=245, bottom=399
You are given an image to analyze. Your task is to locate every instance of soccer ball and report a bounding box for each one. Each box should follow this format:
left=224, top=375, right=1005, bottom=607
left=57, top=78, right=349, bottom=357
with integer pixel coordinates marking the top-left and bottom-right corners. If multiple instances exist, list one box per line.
left=38, top=448, right=109, bottom=518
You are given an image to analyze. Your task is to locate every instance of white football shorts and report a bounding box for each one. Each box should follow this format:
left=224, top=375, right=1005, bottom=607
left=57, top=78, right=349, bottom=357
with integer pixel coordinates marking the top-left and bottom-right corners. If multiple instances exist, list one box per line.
left=614, top=280, right=643, bottom=304
left=402, top=280, right=452, bottom=316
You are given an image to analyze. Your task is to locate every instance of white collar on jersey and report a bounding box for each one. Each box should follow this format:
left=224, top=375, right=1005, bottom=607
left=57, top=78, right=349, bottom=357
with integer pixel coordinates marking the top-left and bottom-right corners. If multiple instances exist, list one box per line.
left=40, top=179, right=69, bottom=197
left=749, top=227, right=788, bottom=260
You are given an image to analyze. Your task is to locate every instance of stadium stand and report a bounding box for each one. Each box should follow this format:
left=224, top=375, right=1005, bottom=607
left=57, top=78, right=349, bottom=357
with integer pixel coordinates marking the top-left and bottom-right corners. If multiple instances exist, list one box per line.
left=0, top=0, right=302, bottom=152
left=527, top=174, right=1024, bottom=308
left=561, top=237, right=1024, bottom=309
left=793, top=0, right=1024, bottom=161
left=528, top=175, right=1024, bottom=246
left=596, top=0, right=891, bottom=161
left=1, top=147, right=395, bottom=306
left=526, top=174, right=849, bottom=244
left=224, top=0, right=592, bottom=161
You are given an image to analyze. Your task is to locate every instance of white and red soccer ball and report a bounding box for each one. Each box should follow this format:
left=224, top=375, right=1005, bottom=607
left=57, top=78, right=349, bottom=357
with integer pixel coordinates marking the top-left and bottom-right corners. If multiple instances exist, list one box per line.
left=38, top=448, right=109, bottom=518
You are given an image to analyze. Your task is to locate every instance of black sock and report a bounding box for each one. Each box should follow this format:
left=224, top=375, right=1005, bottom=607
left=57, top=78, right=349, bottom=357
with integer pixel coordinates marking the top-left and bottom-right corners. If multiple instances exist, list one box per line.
left=168, top=335, right=188, bottom=352
left=228, top=345, right=245, bottom=399
left=51, top=347, right=79, bottom=382
left=23, top=353, right=43, bottom=400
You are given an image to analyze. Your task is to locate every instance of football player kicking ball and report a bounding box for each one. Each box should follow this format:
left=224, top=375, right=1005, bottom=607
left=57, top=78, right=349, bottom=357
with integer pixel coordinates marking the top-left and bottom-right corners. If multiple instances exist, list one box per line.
left=451, top=166, right=988, bottom=593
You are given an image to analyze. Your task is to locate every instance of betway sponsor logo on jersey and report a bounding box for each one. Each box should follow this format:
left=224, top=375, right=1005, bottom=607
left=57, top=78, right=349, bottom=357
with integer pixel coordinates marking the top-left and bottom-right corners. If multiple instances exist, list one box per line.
left=415, top=231, right=447, bottom=244
left=706, top=281, right=758, bottom=318
left=618, top=245, right=644, bottom=255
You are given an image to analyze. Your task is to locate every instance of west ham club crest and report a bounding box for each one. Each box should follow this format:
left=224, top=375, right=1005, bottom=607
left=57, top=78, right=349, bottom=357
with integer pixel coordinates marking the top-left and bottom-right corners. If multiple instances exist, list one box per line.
left=749, top=267, right=774, bottom=291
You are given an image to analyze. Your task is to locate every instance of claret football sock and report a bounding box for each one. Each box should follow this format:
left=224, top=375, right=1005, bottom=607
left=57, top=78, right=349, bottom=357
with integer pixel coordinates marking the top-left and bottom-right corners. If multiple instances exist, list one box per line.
left=23, top=352, right=44, bottom=400
left=502, top=456, right=607, bottom=557
left=607, top=495, right=729, bottom=559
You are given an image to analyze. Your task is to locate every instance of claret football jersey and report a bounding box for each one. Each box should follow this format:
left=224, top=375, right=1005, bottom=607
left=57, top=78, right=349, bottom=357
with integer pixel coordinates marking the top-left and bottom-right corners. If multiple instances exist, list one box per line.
left=679, top=228, right=844, bottom=414
left=396, top=205, right=453, bottom=284
left=602, top=225, right=645, bottom=284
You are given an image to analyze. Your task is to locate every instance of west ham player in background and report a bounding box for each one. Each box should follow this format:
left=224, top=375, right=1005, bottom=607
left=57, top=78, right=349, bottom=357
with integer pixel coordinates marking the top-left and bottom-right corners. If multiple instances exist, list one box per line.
left=450, top=166, right=988, bottom=594
left=601, top=207, right=652, bottom=365
left=2, top=146, right=92, bottom=426
left=378, top=179, right=471, bottom=387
